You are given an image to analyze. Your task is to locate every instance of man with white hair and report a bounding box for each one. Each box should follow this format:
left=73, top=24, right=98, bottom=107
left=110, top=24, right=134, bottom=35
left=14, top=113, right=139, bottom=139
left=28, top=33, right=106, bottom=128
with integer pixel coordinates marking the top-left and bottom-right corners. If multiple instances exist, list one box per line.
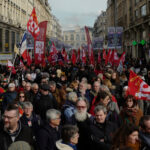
left=74, top=97, right=93, bottom=150
left=36, top=109, right=61, bottom=150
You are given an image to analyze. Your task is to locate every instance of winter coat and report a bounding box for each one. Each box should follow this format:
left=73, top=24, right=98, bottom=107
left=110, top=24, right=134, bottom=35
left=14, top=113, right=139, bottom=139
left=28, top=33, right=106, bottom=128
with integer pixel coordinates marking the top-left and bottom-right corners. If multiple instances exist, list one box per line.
left=120, top=107, right=143, bottom=126
left=2, top=91, right=17, bottom=111
left=90, top=120, right=117, bottom=150
left=36, top=124, right=61, bottom=150
left=139, top=131, right=150, bottom=150
left=33, top=93, right=58, bottom=121
left=61, top=100, right=76, bottom=125
left=56, top=140, right=74, bottom=150
left=20, top=112, right=42, bottom=136
left=0, top=121, right=35, bottom=150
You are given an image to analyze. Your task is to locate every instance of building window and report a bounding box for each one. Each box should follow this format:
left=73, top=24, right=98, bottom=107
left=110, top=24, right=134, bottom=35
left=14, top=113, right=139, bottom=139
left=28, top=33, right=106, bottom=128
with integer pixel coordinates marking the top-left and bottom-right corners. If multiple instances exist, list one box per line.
left=70, top=34, right=74, bottom=41
left=16, top=32, right=20, bottom=46
left=135, top=9, right=138, bottom=18
left=82, top=35, right=85, bottom=41
left=141, top=5, right=146, bottom=16
left=11, top=31, right=15, bottom=52
left=76, top=34, right=80, bottom=41
left=5, top=30, right=9, bottom=52
left=135, top=0, right=139, bottom=5
left=0, top=29, right=2, bottom=52
left=65, top=35, right=68, bottom=41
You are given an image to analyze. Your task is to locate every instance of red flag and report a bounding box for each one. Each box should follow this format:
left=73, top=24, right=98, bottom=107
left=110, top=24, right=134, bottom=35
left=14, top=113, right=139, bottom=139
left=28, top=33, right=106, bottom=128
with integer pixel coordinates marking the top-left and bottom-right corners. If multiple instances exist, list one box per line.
left=103, top=49, right=106, bottom=60
left=85, top=26, right=94, bottom=64
left=118, top=51, right=125, bottom=66
left=48, top=42, right=58, bottom=64
left=109, top=50, right=114, bottom=65
left=27, top=8, right=40, bottom=39
left=27, top=50, right=32, bottom=66
left=128, top=70, right=150, bottom=100
left=105, top=49, right=111, bottom=65
left=34, top=21, right=47, bottom=66
left=61, top=48, right=67, bottom=62
left=7, top=60, right=16, bottom=74
left=71, top=50, right=76, bottom=65
left=81, top=47, right=86, bottom=64
left=114, top=50, right=119, bottom=66
left=98, top=50, right=101, bottom=64
left=77, top=48, right=81, bottom=62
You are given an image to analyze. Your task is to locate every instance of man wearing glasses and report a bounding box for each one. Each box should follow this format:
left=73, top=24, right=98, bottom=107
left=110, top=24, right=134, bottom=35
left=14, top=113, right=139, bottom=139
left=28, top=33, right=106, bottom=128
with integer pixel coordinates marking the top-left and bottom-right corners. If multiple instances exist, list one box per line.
left=0, top=104, right=35, bottom=150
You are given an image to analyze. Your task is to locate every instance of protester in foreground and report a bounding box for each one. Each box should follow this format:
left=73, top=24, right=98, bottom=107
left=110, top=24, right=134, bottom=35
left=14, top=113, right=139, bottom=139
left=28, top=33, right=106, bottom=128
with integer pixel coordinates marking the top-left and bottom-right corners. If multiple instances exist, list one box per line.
left=112, top=123, right=140, bottom=150
left=0, top=104, right=35, bottom=150
left=139, top=115, right=150, bottom=150
left=56, top=125, right=79, bottom=150
left=36, top=109, right=61, bottom=150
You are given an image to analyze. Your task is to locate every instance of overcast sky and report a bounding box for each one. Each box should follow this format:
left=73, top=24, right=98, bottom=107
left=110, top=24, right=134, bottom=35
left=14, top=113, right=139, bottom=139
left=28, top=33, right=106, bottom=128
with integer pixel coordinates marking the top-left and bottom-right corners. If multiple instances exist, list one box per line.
left=48, top=0, right=107, bottom=30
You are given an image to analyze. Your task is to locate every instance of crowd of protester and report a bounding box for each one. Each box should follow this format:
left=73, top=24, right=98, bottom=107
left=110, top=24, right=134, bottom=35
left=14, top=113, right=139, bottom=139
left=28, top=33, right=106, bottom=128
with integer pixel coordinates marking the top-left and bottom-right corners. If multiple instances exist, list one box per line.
left=0, top=57, right=150, bottom=150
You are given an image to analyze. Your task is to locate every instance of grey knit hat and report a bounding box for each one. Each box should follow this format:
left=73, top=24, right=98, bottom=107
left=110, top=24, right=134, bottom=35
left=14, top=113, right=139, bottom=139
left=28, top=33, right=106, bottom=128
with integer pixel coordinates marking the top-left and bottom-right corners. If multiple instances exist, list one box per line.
left=8, top=141, right=32, bottom=150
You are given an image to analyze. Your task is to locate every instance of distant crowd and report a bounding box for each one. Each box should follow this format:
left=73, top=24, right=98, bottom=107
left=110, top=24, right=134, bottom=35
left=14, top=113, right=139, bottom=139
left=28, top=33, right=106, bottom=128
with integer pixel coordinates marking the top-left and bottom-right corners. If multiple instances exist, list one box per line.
left=0, top=57, right=150, bottom=150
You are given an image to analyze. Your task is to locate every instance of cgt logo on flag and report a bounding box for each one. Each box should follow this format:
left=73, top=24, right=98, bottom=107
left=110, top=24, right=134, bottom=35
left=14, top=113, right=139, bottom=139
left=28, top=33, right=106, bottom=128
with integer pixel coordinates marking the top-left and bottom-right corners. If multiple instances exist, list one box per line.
left=27, top=8, right=40, bottom=39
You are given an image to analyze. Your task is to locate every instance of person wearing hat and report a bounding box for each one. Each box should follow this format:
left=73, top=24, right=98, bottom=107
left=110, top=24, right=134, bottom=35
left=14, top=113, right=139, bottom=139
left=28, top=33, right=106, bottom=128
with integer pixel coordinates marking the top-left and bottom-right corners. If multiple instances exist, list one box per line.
left=33, top=84, right=58, bottom=121
left=2, top=83, right=17, bottom=112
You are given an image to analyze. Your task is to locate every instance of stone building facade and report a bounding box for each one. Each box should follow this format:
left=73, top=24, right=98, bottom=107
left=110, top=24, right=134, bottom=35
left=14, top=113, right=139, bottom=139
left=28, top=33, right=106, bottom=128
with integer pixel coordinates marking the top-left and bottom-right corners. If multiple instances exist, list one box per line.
left=107, top=0, right=150, bottom=59
left=0, top=0, right=62, bottom=54
left=93, top=11, right=108, bottom=49
left=63, top=26, right=93, bottom=49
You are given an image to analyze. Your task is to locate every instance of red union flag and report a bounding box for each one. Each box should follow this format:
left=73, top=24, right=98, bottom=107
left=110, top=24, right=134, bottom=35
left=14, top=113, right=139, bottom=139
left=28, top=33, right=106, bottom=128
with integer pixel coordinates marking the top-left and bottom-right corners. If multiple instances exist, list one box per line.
left=103, top=49, right=106, bottom=60
left=105, top=49, right=112, bottom=65
left=81, top=47, right=86, bottom=64
left=77, top=48, right=81, bottom=62
left=85, top=26, right=94, bottom=64
left=34, top=21, right=47, bottom=66
left=128, top=70, right=150, bottom=101
left=71, top=49, right=76, bottom=65
left=98, top=50, right=101, bottom=64
left=118, top=51, right=125, bottom=65
left=27, top=8, right=40, bottom=39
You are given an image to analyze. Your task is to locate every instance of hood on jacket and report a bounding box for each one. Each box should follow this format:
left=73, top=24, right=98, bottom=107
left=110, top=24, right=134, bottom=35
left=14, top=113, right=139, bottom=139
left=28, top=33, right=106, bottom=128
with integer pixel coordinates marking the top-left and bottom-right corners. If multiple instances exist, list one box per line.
left=56, top=140, right=73, bottom=150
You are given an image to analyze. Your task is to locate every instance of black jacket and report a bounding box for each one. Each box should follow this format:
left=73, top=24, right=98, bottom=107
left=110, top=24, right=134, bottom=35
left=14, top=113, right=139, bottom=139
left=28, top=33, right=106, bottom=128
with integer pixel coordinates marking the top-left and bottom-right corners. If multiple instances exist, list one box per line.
left=90, top=120, right=117, bottom=150
left=36, top=124, right=61, bottom=150
left=0, top=121, right=35, bottom=150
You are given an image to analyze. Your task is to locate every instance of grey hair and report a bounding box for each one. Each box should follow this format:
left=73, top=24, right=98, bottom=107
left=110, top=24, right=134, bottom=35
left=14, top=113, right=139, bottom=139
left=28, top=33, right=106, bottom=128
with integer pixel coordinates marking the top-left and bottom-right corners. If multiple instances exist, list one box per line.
left=46, top=109, right=61, bottom=122
left=76, top=97, right=89, bottom=109
left=100, top=84, right=110, bottom=92
left=67, top=92, right=77, bottom=102
left=94, top=105, right=107, bottom=114
left=25, top=73, right=31, bottom=79
left=81, top=77, right=88, bottom=83
left=23, top=102, right=33, bottom=109
left=94, top=81, right=100, bottom=86
left=31, top=83, right=39, bottom=89
left=49, top=81, right=56, bottom=87
left=26, top=82, right=31, bottom=87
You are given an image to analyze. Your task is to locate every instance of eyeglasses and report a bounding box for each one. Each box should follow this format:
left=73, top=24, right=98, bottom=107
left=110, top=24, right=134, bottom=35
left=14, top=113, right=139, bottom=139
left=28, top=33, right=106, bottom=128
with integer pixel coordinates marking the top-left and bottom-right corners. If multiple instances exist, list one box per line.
left=19, top=96, right=25, bottom=98
left=2, top=115, right=17, bottom=120
left=77, top=106, right=86, bottom=109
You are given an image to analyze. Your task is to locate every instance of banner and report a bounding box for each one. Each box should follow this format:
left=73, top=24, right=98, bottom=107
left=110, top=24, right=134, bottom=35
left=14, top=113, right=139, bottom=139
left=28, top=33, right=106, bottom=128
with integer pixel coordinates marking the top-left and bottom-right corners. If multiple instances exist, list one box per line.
left=108, top=27, right=116, bottom=49
left=108, top=27, right=123, bottom=49
left=34, top=21, right=47, bottom=66
left=116, top=27, right=123, bottom=49
left=92, top=37, right=103, bottom=50
left=26, top=31, right=34, bottom=49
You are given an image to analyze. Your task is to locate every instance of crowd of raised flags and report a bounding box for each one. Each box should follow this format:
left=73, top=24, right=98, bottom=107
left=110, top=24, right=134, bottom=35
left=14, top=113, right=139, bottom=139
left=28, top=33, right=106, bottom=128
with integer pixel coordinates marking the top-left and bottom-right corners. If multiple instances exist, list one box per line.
left=7, top=7, right=150, bottom=101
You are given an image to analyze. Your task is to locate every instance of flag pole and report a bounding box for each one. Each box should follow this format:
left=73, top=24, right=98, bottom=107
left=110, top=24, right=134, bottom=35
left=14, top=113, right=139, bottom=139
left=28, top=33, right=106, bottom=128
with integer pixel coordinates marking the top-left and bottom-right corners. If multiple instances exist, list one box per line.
left=8, top=53, right=17, bottom=83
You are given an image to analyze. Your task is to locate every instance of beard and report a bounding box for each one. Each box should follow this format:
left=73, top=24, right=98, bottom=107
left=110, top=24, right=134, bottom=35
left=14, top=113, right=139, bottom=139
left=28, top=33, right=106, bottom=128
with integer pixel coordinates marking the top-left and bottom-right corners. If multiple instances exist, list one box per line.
left=75, top=110, right=87, bottom=122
